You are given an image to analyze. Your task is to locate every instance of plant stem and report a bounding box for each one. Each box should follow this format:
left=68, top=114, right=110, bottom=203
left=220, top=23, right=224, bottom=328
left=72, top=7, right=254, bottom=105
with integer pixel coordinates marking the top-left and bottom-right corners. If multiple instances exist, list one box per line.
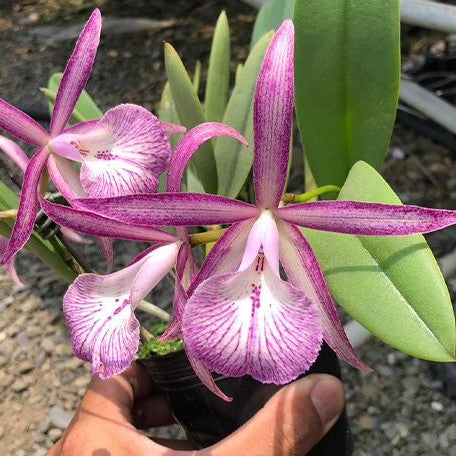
left=189, top=228, right=227, bottom=247
left=0, top=209, right=18, bottom=220
left=283, top=185, right=341, bottom=203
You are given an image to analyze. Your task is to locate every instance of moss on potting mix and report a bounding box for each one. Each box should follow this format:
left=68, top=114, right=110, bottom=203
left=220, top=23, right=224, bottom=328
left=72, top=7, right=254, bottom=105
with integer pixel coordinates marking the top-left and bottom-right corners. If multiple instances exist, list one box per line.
left=138, top=323, right=184, bottom=358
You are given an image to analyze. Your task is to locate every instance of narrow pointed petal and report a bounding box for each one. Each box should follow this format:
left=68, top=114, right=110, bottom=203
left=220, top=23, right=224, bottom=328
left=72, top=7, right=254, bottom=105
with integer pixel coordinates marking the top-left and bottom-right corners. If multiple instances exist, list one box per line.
left=40, top=198, right=178, bottom=243
left=160, top=121, right=186, bottom=138
left=76, top=193, right=259, bottom=227
left=277, top=201, right=456, bottom=235
left=50, top=9, right=102, bottom=135
left=98, top=237, right=114, bottom=273
left=188, top=219, right=256, bottom=296
left=0, top=237, right=25, bottom=288
left=60, top=227, right=92, bottom=245
left=47, top=155, right=86, bottom=202
left=160, top=243, right=191, bottom=341
left=253, top=20, right=294, bottom=208
left=183, top=253, right=322, bottom=384
left=1, top=148, right=50, bottom=265
left=0, top=99, right=50, bottom=146
left=64, top=244, right=177, bottom=379
left=186, top=351, right=232, bottom=402
left=278, top=220, right=369, bottom=370
left=167, top=122, right=247, bottom=192
left=0, top=135, right=29, bottom=172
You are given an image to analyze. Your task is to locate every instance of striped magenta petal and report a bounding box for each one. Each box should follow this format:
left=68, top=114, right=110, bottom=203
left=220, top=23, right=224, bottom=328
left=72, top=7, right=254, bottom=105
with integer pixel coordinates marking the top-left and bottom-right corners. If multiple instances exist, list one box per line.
left=277, top=219, right=370, bottom=371
left=253, top=20, right=294, bottom=209
left=50, top=104, right=172, bottom=198
left=182, top=250, right=322, bottom=384
left=0, top=237, right=25, bottom=288
left=63, top=242, right=180, bottom=379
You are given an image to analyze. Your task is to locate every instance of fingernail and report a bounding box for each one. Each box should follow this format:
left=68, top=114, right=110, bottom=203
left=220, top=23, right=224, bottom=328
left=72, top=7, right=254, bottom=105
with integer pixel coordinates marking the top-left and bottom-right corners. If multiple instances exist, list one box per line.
left=310, top=378, right=343, bottom=425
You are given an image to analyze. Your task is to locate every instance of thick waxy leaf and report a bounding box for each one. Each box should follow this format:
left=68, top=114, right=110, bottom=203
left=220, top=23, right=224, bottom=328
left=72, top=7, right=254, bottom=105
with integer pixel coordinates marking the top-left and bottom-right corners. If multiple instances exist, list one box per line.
left=303, top=161, right=456, bottom=361
left=214, top=32, right=273, bottom=198
left=205, top=11, right=231, bottom=122
left=47, top=72, right=103, bottom=122
left=294, top=0, right=400, bottom=187
left=164, top=43, right=217, bottom=193
left=251, top=0, right=294, bottom=47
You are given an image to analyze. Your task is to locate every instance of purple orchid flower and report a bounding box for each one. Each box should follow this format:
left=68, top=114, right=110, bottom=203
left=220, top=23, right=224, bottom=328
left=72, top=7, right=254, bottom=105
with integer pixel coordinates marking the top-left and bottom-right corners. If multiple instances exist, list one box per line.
left=75, top=20, right=456, bottom=388
left=0, top=9, right=178, bottom=267
left=41, top=122, right=246, bottom=399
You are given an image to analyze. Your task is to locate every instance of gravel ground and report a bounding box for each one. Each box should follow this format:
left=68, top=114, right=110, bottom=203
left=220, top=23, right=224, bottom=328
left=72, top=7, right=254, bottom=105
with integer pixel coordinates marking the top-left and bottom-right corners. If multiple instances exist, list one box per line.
left=1, top=1, right=456, bottom=455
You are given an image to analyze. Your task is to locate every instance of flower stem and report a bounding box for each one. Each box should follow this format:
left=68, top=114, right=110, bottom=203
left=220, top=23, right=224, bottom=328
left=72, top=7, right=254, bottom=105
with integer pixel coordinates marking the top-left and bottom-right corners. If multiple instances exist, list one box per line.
left=0, top=209, right=18, bottom=220
left=189, top=228, right=227, bottom=247
left=283, top=185, right=341, bottom=203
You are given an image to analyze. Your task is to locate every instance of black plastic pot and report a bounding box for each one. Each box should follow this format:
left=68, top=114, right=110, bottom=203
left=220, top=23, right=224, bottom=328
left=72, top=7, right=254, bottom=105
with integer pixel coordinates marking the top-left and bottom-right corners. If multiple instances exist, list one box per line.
left=141, top=343, right=352, bottom=455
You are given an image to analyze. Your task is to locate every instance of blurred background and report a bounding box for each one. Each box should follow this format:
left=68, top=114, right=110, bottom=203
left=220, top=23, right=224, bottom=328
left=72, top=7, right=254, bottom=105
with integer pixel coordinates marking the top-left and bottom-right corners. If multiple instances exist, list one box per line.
left=0, top=1, right=455, bottom=454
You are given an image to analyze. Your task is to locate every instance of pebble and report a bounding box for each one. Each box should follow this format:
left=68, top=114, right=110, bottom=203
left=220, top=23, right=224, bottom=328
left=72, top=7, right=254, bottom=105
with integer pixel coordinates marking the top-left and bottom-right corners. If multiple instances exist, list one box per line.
left=49, top=406, right=73, bottom=429
left=47, top=427, right=63, bottom=442
left=0, top=372, right=13, bottom=389
left=431, top=401, right=444, bottom=412
left=42, top=337, right=54, bottom=354
left=11, top=377, right=32, bottom=393
left=359, top=415, right=375, bottom=431
left=17, top=360, right=34, bottom=374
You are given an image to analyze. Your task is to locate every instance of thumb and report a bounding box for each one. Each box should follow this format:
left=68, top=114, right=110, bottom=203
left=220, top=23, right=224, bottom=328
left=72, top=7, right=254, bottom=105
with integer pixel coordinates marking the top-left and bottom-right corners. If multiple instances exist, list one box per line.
left=204, top=374, right=345, bottom=456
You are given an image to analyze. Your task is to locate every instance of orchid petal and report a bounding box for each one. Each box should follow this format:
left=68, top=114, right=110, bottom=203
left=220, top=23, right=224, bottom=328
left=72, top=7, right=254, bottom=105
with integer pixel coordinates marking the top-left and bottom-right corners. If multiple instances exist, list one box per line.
left=76, top=193, right=259, bottom=227
left=98, top=237, right=114, bottom=274
left=160, top=243, right=191, bottom=341
left=186, top=351, right=232, bottom=402
left=47, top=155, right=86, bottom=202
left=60, top=227, right=92, bottom=245
left=188, top=219, right=256, bottom=296
left=253, top=20, right=294, bottom=208
left=64, top=243, right=178, bottom=379
left=167, top=122, right=247, bottom=193
left=51, top=9, right=102, bottom=136
left=0, top=237, right=25, bottom=288
left=278, top=220, right=369, bottom=371
left=40, top=198, right=178, bottom=243
left=1, top=148, right=50, bottom=265
left=238, top=211, right=280, bottom=275
left=160, top=121, right=186, bottom=138
left=0, top=99, right=50, bottom=146
left=64, top=267, right=141, bottom=379
left=0, top=135, right=29, bottom=172
left=276, top=201, right=456, bottom=235
left=183, top=252, right=322, bottom=384
left=61, top=104, right=171, bottom=197
left=129, top=242, right=180, bottom=304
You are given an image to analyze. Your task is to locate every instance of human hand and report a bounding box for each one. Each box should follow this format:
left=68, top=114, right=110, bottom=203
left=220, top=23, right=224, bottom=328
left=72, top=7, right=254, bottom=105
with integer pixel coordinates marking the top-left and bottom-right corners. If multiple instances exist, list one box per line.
left=47, top=362, right=344, bottom=456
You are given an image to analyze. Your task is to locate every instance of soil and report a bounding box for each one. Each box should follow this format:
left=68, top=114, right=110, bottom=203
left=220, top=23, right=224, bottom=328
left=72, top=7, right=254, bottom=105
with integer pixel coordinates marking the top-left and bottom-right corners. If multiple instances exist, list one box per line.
left=0, top=1, right=456, bottom=455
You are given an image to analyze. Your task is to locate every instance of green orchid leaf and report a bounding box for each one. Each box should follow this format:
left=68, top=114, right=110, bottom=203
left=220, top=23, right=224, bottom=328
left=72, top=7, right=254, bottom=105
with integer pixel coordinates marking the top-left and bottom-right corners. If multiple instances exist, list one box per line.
left=0, top=180, right=19, bottom=210
left=205, top=11, right=231, bottom=122
left=251, top=0, right=294, bottom=48
left=0, top=220, right=76, bottom=283
left=164, top=43, right=217, bottom=193
left=294, top=0, right=400, bottom=187
left=158, top=82, right=204, bottom=194
left=46, top=72, right=103, bottom=122
left=235, top=63, right=243, bottom=86
left=193, top=60, right=202, bottom=94
left=214, top=31, right=273, bottom=198
left=304, top=161, right=456, bottom=361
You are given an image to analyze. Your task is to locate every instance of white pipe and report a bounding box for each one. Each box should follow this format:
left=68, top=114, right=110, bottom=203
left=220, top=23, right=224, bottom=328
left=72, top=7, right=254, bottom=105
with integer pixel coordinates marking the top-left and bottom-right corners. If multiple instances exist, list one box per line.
left=400, top=77, right=456, bottom=136
left=401, top=0, right=456, bottom=33
left=243, top=0, right=456, bottom=33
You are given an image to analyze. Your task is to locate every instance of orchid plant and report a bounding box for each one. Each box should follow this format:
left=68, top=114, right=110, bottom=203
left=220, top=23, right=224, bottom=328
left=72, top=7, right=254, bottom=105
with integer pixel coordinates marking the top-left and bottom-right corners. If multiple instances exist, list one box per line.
left=0, top=2, right=455, bottom=404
